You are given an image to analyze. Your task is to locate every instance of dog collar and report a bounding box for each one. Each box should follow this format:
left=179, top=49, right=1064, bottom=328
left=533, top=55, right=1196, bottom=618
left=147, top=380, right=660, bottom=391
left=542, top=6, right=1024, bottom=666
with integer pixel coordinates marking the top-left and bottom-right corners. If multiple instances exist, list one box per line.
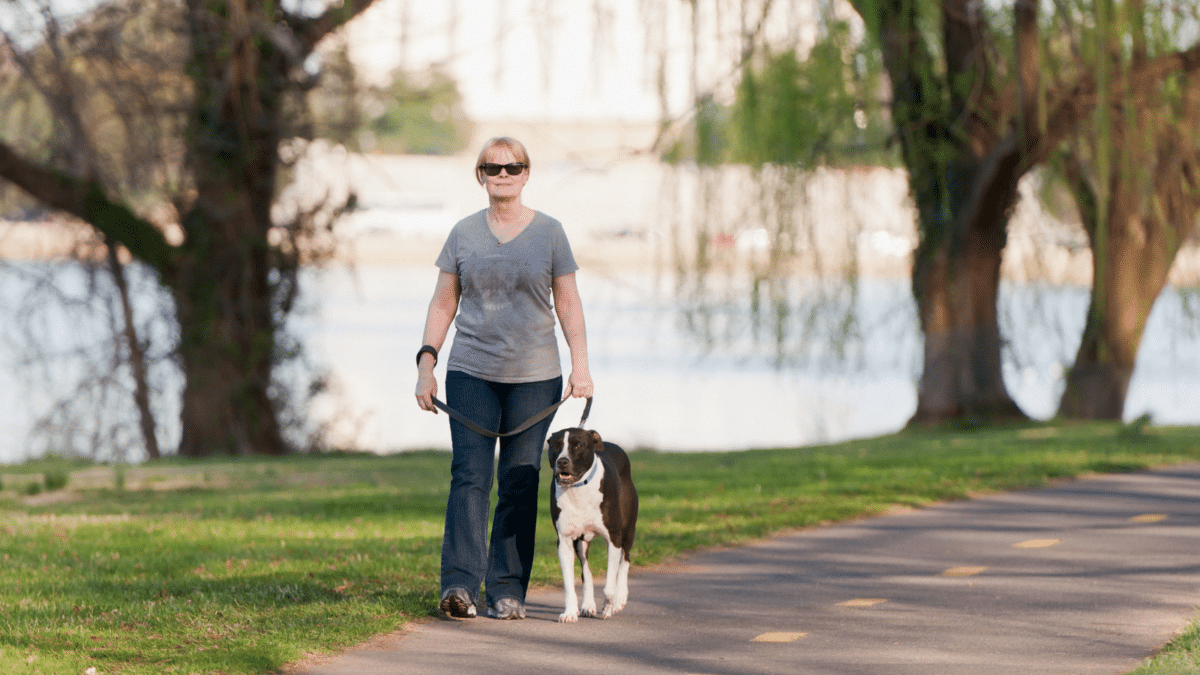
left=564, top=459, right=600, bottom=489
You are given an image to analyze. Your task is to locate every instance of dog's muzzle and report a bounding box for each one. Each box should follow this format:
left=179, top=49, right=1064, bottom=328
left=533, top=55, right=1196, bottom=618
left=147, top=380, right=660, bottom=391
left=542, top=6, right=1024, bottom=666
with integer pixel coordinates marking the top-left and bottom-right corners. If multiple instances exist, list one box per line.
left=555, top=458, right=577, bottom=485
left=555, top=456, right=599, bottom=488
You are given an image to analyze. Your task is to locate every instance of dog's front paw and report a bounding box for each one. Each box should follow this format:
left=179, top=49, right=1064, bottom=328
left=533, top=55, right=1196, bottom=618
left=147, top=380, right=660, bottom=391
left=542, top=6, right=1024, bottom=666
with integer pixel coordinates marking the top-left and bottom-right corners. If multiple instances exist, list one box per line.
left=579, top=600, right=597, bottom=618
left=558, top=609, right=580, bottom=623
left=601, top=599, right=626, bottom=619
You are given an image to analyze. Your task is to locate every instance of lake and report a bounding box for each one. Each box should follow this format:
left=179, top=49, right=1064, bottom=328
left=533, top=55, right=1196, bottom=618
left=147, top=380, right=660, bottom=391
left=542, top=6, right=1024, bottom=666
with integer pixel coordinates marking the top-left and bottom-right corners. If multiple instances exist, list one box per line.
left=0, top=258, right=1197, bottom=464
left=301, top=263, right=1200, bottom=454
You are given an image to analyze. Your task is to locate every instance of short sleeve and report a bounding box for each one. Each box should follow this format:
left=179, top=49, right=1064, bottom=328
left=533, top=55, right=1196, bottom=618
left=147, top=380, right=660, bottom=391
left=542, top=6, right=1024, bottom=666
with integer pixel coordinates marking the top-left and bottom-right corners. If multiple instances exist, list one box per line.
left=550, top=221, right=578, bottom=278
left=435, top=225, right=458, bottom=274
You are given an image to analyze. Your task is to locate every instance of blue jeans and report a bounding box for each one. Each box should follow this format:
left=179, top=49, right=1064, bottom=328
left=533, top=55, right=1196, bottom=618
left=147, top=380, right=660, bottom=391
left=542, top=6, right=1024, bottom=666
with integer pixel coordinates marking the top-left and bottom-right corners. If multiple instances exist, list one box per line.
left=440, top=370, right=562, bottom=606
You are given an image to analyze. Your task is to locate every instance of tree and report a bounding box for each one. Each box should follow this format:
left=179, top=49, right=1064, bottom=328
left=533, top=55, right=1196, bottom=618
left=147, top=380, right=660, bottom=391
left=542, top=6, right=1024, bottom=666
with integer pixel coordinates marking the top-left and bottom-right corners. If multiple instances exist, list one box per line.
left=0, top=0, right=379, bottom=456
left=653, top=16, right=898, bottom=371
left=845, top=0, right=1200, bottom=424
left=1056, top=70, right=1200, bottom=418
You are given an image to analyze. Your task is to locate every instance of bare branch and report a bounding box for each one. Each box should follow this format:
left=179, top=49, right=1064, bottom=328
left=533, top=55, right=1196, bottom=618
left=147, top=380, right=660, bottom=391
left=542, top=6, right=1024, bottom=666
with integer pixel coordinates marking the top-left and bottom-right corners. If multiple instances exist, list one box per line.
left=0, top=140, right=176, bottom=274
left=283, top=0, right=380, bottom=56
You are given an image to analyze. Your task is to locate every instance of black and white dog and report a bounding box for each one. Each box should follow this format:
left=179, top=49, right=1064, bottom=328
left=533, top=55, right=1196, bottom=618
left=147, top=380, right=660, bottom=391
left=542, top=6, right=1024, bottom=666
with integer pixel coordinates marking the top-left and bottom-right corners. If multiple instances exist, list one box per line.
left=547, top=428, right=639, bottom=623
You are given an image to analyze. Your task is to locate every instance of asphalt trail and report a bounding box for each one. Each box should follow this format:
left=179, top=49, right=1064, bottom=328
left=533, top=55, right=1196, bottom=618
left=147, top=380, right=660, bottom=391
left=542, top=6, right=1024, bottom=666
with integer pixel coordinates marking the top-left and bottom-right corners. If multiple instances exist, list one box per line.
left=298, top=463, right=1200, bottom=675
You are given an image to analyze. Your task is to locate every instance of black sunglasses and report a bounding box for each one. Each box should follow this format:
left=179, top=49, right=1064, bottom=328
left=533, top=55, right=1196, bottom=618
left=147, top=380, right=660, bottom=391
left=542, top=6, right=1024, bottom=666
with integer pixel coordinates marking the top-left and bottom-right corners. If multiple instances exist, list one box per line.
left=479, top=162, right=527, bottom=176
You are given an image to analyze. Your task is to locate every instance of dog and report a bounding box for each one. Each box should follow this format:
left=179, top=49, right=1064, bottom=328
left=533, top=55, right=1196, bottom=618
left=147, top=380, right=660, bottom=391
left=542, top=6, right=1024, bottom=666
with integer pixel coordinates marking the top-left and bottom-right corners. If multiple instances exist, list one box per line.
left=547, top=427, right=639, bottom=623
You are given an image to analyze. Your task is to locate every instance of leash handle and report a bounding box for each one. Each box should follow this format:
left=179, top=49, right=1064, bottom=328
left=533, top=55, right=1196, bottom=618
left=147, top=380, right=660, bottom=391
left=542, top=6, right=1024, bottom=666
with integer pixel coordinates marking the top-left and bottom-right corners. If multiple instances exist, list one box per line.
left=431, top=395, right=593, bottom=439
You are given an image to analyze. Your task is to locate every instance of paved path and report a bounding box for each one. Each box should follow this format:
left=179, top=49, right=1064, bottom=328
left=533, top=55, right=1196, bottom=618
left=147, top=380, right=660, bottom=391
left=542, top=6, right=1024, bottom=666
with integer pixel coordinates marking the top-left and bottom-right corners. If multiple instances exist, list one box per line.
left=298, top=463, right=1200, bottom=675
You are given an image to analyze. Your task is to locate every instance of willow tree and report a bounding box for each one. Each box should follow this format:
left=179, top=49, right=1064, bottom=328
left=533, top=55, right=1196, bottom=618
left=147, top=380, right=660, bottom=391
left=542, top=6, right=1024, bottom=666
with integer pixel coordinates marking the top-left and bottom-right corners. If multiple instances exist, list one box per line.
left=846, top=0, right=1200, bottom=424
left=656, top=15, right=896, bottom=370
left=1056, top=72, right=1200, bottom=417
left=0, top=0, right=378, bottom=456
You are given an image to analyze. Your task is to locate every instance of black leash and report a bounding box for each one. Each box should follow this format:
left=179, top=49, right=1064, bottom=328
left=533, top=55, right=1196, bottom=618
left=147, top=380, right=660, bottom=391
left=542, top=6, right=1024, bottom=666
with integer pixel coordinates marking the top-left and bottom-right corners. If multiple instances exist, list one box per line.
left=430, top=395, right=592, bottom=439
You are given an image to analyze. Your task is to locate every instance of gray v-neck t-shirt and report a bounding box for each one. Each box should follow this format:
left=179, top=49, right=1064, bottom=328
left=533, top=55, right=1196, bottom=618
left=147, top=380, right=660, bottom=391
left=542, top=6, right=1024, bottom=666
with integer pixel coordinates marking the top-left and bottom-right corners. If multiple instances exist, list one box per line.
left=436, top=209, right=579, bottom=383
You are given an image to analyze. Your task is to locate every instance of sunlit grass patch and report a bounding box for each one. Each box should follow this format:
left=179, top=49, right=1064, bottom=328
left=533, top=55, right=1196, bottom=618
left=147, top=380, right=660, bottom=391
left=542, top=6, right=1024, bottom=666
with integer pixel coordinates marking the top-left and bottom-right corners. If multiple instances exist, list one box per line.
left=1, top=425, right=1198, bottom=673
left=1128, top=617, right=1200, bottom=674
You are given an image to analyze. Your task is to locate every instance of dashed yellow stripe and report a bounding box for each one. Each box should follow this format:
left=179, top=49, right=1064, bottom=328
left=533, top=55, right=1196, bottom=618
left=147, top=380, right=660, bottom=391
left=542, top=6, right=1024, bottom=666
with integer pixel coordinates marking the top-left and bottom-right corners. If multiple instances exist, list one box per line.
left=751, top=631, right=807, bottom=643
left=942, top=566, right=987, bottom=577
left=838, top=598, right=887, bottom=607
left=1131, top=513, right=1167, bottom=523
left=1013, top=538, right=1060, bottom=548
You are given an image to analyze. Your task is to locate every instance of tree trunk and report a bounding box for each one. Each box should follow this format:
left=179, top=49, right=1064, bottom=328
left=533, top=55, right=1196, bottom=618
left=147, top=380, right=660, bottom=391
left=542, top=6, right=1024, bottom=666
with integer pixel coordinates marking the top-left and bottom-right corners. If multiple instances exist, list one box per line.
left=173, top=0, right=289, bottom=456
left=910, top=156, right=1027, bottom=424
left=172, top=231, right=285, bottom=457
left=862, top=0, right=1028, bottom=426
left=1058, top=153, right=1192, bottom=418
left=1059, top=209, right=1178, bottom=419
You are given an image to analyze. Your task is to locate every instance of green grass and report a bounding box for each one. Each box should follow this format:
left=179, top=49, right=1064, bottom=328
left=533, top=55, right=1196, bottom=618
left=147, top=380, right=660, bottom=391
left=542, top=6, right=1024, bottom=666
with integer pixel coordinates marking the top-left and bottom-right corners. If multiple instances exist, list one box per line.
left=1129, top=610, right=1200, bottom=674
left=2, top=422, right=1200, bottom=674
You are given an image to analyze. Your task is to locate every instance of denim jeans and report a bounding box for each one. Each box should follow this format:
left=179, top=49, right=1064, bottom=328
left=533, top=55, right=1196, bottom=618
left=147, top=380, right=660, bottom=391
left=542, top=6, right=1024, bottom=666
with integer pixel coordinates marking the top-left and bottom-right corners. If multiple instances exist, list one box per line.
left=440, top=370, right=562, bottom=607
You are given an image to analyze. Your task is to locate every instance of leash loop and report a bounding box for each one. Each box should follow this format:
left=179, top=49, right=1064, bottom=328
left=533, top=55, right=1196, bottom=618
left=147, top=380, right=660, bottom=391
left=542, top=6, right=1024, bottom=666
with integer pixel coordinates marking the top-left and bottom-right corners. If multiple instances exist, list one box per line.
left=431, top=395, right=593, bottom=439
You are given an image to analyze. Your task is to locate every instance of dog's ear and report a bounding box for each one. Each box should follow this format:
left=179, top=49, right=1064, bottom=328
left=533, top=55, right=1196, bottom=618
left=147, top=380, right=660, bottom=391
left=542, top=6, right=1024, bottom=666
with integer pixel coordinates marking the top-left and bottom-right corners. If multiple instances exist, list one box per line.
left=589, top=430, right=602, bottom=445
left=547, top=430, right=564, bottom=452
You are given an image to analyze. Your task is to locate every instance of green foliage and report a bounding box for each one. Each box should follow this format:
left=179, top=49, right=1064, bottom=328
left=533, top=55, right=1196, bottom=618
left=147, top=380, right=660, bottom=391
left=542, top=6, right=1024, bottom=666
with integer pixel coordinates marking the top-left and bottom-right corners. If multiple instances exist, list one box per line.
left=43, top=470, right=68, bottom=492
left=359, top=68, right=473, bottom=156
left=309, top=60, right=474, bottom=155
left=1120, top=413, right=1156, bottom=441
left=694, top=95, right=731, bottom=166
left=664, top=22, right=893, bottom=168
left=732, top=26, right=891, bottom=168
left=3, top=425, right=1200, bottom=673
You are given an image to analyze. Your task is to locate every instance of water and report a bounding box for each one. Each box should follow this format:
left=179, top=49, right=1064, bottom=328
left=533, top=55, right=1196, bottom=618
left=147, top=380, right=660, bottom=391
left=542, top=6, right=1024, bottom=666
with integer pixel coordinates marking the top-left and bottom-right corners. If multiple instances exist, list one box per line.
left=0, top=261, right=1197, bottom=464
left=303, top=263, right=1200, bottom=454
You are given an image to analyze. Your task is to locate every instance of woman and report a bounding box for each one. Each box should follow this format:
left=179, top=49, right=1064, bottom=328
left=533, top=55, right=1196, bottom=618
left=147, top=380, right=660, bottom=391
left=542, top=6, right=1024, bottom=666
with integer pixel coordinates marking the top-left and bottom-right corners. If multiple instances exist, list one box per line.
left=415, top=137, right=593, bottom=620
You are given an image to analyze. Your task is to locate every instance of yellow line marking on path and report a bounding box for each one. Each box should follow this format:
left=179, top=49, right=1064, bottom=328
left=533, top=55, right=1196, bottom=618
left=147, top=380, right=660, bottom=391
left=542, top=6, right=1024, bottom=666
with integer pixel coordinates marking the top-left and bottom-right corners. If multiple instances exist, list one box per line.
left=1130, top=514, right=1167, bottom=523
left=942, top=566, right=987, bottom=577
left=838, top=598, right=887, bottom=607
left=1013, top=539, right=1060, bottom=548
left=751, top=632, right=808, bottom=643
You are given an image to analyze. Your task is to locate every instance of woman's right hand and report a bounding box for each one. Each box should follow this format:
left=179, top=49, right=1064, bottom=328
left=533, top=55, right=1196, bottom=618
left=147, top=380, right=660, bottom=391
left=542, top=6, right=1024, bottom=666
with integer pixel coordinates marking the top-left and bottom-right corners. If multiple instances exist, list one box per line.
left=416, top=367, right=439, bottom=414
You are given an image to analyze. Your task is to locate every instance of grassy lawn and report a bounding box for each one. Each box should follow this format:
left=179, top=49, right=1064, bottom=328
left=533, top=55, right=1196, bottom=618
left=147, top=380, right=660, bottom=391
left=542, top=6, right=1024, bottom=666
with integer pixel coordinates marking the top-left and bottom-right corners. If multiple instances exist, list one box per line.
left=2, top=421, right=1199, bottom=674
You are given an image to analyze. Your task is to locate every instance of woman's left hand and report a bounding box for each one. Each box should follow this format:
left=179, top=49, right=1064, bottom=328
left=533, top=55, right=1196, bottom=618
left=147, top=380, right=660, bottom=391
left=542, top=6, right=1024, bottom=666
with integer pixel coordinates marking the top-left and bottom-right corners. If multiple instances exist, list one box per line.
left=563, top=371, right=593, bottom=399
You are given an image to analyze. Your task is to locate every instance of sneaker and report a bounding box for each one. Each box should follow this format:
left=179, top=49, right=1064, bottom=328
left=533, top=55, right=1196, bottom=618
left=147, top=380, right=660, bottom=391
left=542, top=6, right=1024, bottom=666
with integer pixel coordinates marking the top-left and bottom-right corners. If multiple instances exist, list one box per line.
left=439, top=587, right=476, bottom=618
left=487, top=596, right=525, bottom=620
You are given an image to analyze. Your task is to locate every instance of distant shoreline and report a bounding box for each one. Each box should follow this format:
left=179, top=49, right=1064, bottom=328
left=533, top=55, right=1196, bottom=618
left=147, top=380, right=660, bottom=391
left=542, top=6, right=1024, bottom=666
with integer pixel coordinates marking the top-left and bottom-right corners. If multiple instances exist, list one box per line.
left=6, top=146, right=1200, bottom=287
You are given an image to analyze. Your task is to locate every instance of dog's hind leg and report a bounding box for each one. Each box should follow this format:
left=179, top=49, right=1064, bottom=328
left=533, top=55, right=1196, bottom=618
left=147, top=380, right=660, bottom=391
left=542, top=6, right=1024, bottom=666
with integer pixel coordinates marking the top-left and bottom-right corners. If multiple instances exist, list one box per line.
left=575, top=538, right=598, bottom=617
left=601, top=542, right=628, bottom=618
left=557, top=535, right=581, bottom=622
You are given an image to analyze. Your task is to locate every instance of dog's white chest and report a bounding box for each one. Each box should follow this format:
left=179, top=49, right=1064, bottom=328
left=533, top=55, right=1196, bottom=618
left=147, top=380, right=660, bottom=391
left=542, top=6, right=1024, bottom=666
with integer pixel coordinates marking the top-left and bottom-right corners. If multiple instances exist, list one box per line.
left=554, top=465, right=608, bottom=540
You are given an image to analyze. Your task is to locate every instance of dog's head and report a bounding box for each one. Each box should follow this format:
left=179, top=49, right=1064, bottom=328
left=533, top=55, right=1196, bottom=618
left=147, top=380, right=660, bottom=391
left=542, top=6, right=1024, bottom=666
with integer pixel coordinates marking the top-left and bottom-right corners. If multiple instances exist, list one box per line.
left=547, top=428, right=603, bottom=487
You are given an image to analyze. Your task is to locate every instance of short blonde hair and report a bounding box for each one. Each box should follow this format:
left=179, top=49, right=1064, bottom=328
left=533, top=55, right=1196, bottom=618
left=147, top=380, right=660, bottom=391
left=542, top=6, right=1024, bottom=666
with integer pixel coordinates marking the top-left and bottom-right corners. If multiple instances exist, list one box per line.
left=475, top=137, right=531, bottom=185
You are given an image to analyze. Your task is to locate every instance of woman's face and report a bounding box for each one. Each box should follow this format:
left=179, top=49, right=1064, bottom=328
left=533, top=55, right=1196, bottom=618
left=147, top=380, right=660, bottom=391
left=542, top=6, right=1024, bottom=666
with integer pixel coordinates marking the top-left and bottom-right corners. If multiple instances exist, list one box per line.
left=482, top=146, right=529, bottom=201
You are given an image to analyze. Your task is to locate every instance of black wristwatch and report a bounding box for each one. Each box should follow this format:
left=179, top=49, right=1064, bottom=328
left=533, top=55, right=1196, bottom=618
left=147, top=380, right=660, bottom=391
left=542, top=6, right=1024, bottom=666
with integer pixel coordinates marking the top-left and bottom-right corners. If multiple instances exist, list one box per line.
left=417, top=345, right=438, bottom=367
